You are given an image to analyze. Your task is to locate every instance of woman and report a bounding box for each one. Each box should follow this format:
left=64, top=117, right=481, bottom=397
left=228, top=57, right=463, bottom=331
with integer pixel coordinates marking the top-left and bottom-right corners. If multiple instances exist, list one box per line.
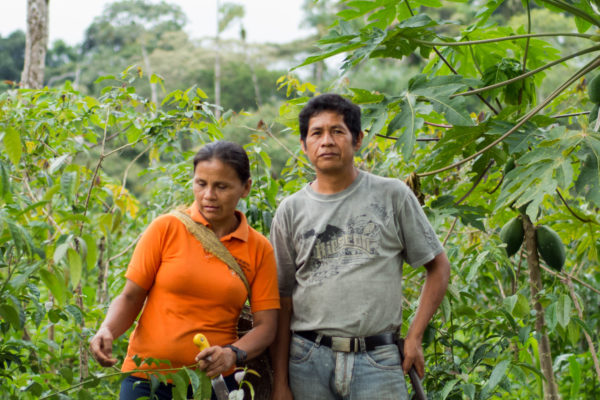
left=90, top=141, right=280, bottom=399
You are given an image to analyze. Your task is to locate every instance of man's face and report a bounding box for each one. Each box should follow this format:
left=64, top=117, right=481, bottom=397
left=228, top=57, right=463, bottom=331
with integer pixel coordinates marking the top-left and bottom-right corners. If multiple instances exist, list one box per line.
left=301, top=111, right=363, bottom=175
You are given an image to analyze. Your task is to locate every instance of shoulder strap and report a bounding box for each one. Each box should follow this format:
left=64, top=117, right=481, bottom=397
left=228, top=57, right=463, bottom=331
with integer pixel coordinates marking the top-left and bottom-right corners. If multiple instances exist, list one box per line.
left=170, top=209, right=251, bottom=299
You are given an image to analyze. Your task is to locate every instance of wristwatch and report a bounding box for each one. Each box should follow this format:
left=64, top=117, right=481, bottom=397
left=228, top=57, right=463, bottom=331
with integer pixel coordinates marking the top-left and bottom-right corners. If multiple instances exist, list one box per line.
left=224, top=344, right=247, bottom=365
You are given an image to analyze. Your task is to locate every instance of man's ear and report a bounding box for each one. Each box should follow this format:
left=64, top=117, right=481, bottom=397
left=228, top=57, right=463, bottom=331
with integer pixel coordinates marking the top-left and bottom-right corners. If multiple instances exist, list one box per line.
left=354, top=131, right=364, bottom=151
left=300, top=138, right=307, bottom=154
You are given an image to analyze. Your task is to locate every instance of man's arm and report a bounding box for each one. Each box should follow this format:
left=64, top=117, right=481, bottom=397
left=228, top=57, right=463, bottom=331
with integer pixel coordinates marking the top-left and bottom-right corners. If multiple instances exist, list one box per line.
left=402, top=252, right=450, bottom=378
left=269, top=297, right=293, bottom=400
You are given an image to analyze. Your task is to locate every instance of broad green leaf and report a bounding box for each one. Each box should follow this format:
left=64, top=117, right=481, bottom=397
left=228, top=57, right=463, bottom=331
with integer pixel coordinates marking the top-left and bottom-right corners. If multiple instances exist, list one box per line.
left=483, top=358, right=511, bottom=392
left=0, top=159, right=10, bottom=197
left=53, top=242, right=70, bottom=265
left=48, top=154, right=70, bottom=175
left=440, top=379, right=459, bottom=399
left=69, top=246, right=83, bottom=287
left=3, top=126, right=22, bottom=166
left=575, top=136, right=600, bottom=207
left=83, top=234, right=98, bottom=270
left=39, top=268, right=67, bottom=305
left=556, top=294, right=572, bottom=328
left=0, top=304, right=21, bottom=330
left=569, top=355, right=581, bottom=398
left=60, top=171, right=77, bottom=203
left=65, top=304, right=83, bottom=325
left=545, top=302, right=557, bottom=331
left=567, top=321, right=580, bottom=345
left=171, top=371, right=188, bottom=400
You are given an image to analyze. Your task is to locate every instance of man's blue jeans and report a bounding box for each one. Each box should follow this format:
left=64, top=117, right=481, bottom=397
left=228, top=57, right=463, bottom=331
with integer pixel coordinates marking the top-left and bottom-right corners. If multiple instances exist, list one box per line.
left=289, top=333, right=410, bottom=400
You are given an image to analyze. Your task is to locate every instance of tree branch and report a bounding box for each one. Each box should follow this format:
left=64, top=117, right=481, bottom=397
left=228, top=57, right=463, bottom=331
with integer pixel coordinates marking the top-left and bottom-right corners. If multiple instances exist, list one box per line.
left=418, top=56, right=600, bottom=177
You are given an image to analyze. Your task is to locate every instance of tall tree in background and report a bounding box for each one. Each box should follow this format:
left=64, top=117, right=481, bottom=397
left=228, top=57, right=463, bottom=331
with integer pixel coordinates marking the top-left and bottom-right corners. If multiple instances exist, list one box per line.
left=215, top=1, right=244, bottom=118
left=20, top=0, right=49, bottom=89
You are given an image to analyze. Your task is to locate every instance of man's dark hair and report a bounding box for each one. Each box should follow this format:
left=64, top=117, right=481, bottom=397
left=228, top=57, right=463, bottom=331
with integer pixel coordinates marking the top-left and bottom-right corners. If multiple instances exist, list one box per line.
left=193, top=141, right=250, bottom=183
left=299, top=93, right=362, bottom=145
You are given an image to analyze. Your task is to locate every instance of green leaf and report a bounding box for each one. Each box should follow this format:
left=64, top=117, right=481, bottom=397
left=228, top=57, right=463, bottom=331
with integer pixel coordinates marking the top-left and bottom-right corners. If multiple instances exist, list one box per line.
left=0, top=304, right=21, bottom=330
left=65, top=304, right=83, bottom=325
left=59, top=366, right=74, bottom=384
left=440, top=379, right=459, bottom=399
left=48, top=154, right=70, bottom=175
left=569, top=355, right=581, bottom=398
left=39, top=268, right=67, bottom=306
left=60, top=171, right=77, bottom=203
left=171, top=370, right=189, bottom=400
left=83, top=234, right=98, bottom=270
left=575, top=136, right=600, bottom=207
left=546, top=302, right=557, bottom=332
left=0, top=159, right=10, bottom=197
left=54, top=242, right=70, bottom=265
left=483, top=358, right=511, bottom=392
left=3, top=126, right=22, bottom=166
left=388, top=94, right=423, bottom=159
left=185, top=367, right=200, bottom=394
left=556, top=294, right=572, bottom=328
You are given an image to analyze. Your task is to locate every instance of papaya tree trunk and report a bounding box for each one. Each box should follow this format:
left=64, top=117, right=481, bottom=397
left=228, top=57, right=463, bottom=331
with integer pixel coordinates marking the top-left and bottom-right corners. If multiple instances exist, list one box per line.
left=522, top=215, right=561, bottom=400
left=21, top=0, right=49, bottom=89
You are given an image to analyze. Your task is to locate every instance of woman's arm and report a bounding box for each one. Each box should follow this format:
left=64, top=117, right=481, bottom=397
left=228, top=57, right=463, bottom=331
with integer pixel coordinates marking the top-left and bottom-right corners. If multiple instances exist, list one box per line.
left=196, top=309, right=278, bottom=377
left=89, top=279, right=148, bottom=367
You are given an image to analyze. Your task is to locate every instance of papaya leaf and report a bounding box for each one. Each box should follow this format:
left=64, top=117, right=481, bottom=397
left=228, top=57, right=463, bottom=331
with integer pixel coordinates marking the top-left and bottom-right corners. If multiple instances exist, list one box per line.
left=409, top=74, right=474, bottom=126
left=574, top=134, right=600, bottom=207
left=387, top=94, right=424, bottom=159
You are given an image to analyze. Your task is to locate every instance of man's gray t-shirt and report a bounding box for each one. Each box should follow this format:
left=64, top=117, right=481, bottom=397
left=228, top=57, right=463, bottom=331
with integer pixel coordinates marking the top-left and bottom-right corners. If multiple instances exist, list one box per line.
left=270, top=170, right=444, bottom=337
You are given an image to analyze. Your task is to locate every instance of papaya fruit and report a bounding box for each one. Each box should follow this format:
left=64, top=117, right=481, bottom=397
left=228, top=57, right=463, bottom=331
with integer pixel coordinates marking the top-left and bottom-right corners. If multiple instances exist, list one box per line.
left=535, top=225, right=565, bottom=271
left=500, top=216, right=524, bottom=257
left=589, top=74, right=600, bottom=103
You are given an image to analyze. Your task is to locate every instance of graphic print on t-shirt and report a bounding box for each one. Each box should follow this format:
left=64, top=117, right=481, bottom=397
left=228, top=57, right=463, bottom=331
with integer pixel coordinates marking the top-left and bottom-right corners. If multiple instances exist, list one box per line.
left=301, top=214, right=382, bottom=284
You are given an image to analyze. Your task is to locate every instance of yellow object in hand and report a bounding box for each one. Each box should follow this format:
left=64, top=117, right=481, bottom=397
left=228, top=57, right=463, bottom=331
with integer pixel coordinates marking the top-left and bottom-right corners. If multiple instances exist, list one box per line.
left=193, top=333, right=210, bottom=351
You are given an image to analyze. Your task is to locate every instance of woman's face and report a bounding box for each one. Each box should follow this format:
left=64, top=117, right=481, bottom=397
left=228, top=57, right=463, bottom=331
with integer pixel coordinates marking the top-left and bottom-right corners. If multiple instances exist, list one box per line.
left=193, top=158, right=251, bottom=228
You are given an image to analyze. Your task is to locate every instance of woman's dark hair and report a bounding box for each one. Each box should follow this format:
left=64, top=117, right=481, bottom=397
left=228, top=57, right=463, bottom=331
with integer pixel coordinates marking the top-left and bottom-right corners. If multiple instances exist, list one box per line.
left=298, top=93, right=362, bottom=145
left=193, top=141, right=250, bottom=183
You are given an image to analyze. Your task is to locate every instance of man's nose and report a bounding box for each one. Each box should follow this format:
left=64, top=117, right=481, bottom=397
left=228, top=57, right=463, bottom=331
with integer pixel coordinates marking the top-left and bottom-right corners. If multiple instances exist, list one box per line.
left=321, top=131, right=335, bottom=145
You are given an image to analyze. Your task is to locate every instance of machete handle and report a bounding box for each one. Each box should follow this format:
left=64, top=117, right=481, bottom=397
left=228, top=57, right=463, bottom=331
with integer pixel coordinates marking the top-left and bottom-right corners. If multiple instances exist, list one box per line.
left=396, top=338, right=427, bottom=400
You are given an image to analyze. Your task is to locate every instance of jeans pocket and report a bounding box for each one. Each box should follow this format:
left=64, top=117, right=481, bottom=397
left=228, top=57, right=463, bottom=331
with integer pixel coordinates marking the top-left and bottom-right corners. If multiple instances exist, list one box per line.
left=365, top=344, right=402, bottom=370
left=289, top=334, right=315, bottom=364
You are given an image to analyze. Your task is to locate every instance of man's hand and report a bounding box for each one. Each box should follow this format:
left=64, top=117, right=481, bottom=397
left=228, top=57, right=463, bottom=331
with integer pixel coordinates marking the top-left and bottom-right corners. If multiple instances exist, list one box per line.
left=196, top=346, right=237, bottom=378
left=402, top=336, right=425, bottom=378
left=270, top=382, right=294, bottom=400
left=90, top=327, right=118, bottom=367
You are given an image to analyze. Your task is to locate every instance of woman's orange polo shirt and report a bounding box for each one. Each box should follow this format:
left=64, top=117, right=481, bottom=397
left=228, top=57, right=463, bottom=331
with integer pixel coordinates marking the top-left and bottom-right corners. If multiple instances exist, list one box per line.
left=120, top=203, right=280, bottom=376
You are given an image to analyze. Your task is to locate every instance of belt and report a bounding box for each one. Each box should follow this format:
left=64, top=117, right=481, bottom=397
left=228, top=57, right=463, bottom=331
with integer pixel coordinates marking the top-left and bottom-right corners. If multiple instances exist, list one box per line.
left=295, top=330, right=395, bottom=353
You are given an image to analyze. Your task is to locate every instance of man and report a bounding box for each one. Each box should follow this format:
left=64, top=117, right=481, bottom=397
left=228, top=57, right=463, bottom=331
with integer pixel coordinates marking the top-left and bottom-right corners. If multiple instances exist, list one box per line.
left=269, top=93, right=450, bottom=399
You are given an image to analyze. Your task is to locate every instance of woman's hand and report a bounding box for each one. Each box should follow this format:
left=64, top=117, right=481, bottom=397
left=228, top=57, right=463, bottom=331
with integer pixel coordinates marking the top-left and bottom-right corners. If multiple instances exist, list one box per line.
left=90, top=327, right=118, bottom=367
left=195, top=346, right=237, bottom=377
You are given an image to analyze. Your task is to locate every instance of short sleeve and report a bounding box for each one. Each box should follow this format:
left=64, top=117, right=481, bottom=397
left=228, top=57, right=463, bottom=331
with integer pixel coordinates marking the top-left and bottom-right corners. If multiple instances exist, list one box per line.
left=125, top=216, right=168, bottom=290
left=248, top=243, right=280, bottom=313
left=398, top=190, right=444, bottom=268
left=270, top=206, right=297, bottom=298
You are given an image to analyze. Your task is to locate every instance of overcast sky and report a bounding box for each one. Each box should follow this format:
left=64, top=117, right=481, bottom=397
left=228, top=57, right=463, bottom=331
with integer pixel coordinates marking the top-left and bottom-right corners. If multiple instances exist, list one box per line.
left=0, top=0, right=313, bottom=45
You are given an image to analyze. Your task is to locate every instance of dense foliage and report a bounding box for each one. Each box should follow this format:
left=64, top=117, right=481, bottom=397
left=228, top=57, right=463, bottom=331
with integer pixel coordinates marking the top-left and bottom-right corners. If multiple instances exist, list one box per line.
left=1, top=0, right=600, bottom=399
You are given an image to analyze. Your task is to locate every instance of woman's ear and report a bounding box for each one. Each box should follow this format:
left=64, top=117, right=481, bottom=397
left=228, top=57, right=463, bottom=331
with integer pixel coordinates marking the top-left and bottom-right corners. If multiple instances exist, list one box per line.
left=241, top=178, right=252, bottom=198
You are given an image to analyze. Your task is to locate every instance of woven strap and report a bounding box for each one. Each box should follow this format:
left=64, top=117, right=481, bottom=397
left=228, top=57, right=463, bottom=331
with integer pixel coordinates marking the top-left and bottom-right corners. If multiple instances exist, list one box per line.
left=171, top=209, right=251, bottom=299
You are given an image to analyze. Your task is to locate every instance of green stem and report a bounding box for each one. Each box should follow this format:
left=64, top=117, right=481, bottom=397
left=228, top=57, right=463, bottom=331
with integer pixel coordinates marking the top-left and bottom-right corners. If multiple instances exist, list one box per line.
left=40, top=364, right=201, bottom=399
left=539, top=0, right=600, bottom=27
left=450, top=45, right=600, bottom=98
left=411, top=32, right=595, bottom=48
left=418, top=55, right=600, bottom=177
left=518, top=0, right=532, bottom=107
left=451, top=45, right=600, bottom=98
